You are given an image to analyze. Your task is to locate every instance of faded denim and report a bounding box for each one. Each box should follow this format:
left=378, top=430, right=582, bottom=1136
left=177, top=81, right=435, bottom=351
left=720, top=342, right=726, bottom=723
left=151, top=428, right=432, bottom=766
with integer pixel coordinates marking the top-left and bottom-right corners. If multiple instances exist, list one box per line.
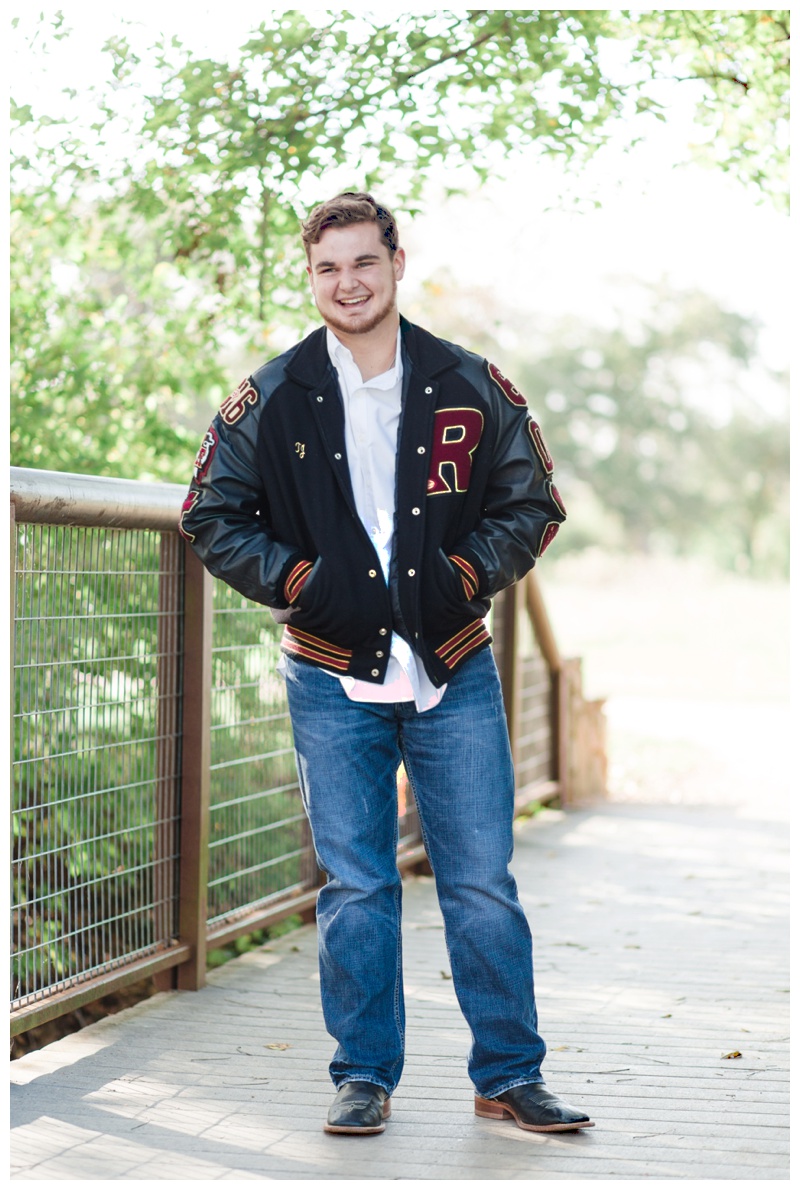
left=282, top=646, right=547, bottom=1098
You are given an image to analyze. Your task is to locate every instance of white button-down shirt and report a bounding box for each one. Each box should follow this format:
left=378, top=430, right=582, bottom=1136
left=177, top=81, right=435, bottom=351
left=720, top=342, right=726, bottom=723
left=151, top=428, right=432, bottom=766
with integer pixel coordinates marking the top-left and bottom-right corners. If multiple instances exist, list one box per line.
left=326, top=327, right=445, bottom=712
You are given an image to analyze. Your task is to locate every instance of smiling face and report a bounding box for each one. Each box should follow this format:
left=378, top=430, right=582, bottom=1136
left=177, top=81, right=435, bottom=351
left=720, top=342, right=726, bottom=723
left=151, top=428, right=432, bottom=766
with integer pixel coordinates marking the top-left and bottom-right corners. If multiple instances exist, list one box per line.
left=306, top=222, right=406, bottom=340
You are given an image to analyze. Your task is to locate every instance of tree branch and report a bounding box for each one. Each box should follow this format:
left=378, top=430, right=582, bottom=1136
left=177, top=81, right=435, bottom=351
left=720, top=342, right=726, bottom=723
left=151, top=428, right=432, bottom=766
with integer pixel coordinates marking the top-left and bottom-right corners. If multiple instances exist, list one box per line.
left=674, top=71, right=750, bottom=92
left=395, top=24, right=499, bottom=85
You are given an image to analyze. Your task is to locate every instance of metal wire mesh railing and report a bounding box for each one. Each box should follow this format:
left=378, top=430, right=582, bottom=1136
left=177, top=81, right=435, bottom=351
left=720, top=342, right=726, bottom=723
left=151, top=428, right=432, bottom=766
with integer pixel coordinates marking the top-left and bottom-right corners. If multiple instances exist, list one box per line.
left=207, top=588, right=314, bottom=928
left=11, top=523, right=183, bottom=1011
left=11, top=466, right=577, bottom=1033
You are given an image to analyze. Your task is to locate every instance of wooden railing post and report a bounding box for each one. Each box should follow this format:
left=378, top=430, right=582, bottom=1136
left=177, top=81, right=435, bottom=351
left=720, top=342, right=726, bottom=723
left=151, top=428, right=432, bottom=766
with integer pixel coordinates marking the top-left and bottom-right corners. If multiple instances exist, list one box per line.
left=555, top=664, right=572, bottom=807
left=153, top=533, right=183, bottom=957
left=176, top=546, right=213, bottom=990
left=526, top=572, right=570, bottom=803
left=10, top=496, right=17, bottom=841
left=494, top=583, right=521, bottom=761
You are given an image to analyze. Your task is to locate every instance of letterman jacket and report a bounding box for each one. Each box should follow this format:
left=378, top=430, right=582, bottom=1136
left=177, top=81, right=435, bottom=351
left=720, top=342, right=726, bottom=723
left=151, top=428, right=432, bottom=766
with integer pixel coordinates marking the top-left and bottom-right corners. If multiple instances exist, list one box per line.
left=179, top=316, right=566, bottom=688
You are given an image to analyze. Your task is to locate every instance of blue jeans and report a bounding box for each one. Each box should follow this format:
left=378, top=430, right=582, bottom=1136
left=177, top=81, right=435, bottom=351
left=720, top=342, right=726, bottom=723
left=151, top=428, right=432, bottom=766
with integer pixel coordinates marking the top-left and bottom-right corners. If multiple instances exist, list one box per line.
left=282, top=646, right=547, bottom=1098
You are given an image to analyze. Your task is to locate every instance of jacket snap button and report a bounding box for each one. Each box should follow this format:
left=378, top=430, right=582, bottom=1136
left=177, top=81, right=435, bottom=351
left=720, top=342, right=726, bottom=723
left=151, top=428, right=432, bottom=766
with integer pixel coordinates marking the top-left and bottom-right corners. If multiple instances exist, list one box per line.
left=334, top=452, right=342, bottom=460
left=424, top=387, right=433, bottom=394
left=417, top=446, right=425, bottom=454
left=371, top=668, right=380, bottom=677
left=376, top=650, right=384, bottom=658
left=408, top=568, right=416, bottom=577
left=316, top=395, right=324, bottom=402
left=368, top=569, right=377, bottom=578
left=411, top=507, right=420, bottom=515
left=379, top=628, right=388, bottom=635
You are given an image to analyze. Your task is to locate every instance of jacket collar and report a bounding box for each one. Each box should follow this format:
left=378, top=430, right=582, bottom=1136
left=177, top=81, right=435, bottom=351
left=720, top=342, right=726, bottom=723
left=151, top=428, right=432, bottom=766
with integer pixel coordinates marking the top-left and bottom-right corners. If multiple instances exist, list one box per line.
left=283, top=315, right=459, bottom=389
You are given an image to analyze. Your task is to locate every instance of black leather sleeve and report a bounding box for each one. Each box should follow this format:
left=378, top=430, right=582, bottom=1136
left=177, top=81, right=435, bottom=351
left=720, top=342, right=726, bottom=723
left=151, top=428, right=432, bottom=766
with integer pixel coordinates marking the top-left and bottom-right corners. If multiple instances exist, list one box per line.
left=451, top=364, right=566, bottom=599
left=179, top=387, right=304, bottom=609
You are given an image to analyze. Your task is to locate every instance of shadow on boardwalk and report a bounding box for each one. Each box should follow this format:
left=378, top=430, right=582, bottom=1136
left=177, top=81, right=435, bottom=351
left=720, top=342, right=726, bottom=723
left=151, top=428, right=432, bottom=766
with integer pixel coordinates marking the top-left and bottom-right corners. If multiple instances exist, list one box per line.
left=11, top=799, right=789, bottom=1181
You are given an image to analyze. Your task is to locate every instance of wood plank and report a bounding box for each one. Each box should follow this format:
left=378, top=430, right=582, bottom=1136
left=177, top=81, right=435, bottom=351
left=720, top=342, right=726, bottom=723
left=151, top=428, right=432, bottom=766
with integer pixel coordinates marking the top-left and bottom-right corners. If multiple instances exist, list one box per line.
left=11, top=801, right=788, bottom=1181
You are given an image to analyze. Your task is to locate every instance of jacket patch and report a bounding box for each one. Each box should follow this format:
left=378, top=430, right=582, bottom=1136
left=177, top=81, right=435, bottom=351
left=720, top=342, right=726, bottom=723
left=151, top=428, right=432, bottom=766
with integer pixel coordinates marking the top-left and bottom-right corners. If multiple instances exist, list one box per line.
left=539, top=522, right=560, bottom=555
left=488, top=363, right=528, bottom=408
left=178, top=490, right=200, bottom=542
left=435, top=619, right=491, bottom=669
left=427, top=408, right=484, bottom=495
left=283, top=627, right=353, bottom=672
left=549, top=481, right=566, bottom=516
left=193, top=427, right=218, bottom=481
left=527, top=418, right=554, bottom=474
left=219, top=377, right=259, bottom=426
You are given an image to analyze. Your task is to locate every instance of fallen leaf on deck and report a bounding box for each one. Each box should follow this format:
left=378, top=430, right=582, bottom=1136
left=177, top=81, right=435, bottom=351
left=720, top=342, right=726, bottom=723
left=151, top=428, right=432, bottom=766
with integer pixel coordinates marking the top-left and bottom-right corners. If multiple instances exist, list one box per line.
left=440, top=970, right=452, bottom=980
left=722, top=1050, right=742, bottom=1059
left=266, top=1043, right=291, bottom=1050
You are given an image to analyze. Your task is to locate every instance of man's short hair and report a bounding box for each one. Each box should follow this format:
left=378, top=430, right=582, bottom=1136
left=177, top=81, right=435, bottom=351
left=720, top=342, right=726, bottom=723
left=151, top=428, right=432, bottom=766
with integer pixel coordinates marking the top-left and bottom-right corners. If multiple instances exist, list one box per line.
left=301, top=192, right=399, bottom=259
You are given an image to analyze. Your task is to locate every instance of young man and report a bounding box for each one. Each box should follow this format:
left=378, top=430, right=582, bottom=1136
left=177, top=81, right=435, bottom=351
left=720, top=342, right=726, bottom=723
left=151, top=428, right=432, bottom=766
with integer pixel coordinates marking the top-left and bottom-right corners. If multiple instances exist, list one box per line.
left=180, top=192, right=592, bottom=1136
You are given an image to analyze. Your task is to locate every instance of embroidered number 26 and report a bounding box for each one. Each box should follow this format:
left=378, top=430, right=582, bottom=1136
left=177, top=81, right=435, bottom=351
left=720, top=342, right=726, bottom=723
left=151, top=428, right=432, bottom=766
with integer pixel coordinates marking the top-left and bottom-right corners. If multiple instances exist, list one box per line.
left=219, top=378, right=259, bottom=426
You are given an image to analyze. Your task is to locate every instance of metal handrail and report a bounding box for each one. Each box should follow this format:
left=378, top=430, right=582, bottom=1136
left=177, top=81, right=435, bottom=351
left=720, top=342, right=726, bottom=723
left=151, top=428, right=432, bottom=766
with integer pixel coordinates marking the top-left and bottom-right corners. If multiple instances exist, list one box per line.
left=10, top=466, right=184, bottom=530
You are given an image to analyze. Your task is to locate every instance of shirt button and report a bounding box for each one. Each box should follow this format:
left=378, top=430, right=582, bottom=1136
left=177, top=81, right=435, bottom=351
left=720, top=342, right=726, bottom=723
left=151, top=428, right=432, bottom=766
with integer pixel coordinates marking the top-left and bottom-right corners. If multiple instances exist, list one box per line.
left=368, top=569, right=377, bottom=578
left=417, top=446, right=425, bottom=454
left=371, top=668, right=380, bottom=677
left=411, top=507, right=420, bottom=516
left=379, top=628, right=388, bottom=636
left=376, top=650, right=384, bottom=658
left=408, top=568, right=416, bottom=577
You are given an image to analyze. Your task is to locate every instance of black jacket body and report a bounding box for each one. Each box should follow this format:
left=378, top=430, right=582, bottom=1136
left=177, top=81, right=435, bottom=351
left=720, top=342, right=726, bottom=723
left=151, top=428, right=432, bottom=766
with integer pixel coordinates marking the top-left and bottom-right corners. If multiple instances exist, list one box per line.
left=180, top=317, right=566, bottom=687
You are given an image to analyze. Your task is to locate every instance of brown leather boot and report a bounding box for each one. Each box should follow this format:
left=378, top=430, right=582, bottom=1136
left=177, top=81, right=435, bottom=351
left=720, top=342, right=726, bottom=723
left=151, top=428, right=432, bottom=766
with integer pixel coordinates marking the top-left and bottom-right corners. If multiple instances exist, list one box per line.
left=475, top=1083, right=595, bottom=1132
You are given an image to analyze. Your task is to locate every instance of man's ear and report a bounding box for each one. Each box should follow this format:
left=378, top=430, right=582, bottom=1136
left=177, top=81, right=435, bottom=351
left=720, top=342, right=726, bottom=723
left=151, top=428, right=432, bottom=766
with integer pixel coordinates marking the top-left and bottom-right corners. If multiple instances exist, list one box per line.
left=394, top=247, right=406, bottom=283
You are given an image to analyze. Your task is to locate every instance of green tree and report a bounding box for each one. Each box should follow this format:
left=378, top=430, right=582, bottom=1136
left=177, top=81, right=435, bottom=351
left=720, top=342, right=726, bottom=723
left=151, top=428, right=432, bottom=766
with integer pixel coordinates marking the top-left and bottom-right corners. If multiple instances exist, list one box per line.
left=10, top=9, right=789, bottom=477
left=10, top=183, right=223, bottom=478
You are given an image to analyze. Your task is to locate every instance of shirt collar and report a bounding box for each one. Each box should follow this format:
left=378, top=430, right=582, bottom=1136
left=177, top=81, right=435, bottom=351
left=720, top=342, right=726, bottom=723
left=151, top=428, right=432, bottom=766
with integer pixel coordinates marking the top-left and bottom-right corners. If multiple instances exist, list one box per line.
left=326, top=325, right=403, bottom=389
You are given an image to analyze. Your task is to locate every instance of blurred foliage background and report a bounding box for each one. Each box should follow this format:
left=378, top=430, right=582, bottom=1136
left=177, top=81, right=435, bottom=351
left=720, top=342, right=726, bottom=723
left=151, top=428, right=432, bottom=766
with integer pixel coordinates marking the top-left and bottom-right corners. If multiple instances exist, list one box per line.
left=10, top=7, right=789, bottom=575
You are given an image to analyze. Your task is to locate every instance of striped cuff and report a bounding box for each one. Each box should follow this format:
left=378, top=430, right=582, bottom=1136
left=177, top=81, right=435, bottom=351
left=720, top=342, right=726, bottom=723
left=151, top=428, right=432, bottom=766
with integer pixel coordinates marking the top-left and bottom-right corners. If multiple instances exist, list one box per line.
left=284, top=559, right=314, bottom=605
left=449, top=554, right=480, bottom=600
left=435, top=619, right=491, bottom=669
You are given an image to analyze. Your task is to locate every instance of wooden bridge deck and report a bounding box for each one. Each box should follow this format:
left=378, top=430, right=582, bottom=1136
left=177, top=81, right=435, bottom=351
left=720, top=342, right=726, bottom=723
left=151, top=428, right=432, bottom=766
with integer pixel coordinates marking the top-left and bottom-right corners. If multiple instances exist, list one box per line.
left=11, top=800, right=789, bottom=1181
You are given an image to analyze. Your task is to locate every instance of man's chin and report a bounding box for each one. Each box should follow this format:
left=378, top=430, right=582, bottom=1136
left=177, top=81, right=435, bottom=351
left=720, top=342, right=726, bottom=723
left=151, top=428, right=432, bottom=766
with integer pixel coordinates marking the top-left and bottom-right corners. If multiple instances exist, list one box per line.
left=322, top=300, right=396, bottom=338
